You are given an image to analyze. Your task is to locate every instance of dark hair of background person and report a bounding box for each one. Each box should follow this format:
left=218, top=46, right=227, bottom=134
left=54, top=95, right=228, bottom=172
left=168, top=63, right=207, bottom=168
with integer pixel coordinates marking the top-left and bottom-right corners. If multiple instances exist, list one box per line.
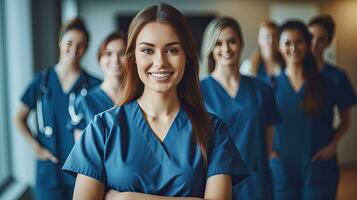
left=279, top=20, right=325, bottom=115
left=59, top=17, right=90, bottom=48
left=308, top=14, right=335, bottom=45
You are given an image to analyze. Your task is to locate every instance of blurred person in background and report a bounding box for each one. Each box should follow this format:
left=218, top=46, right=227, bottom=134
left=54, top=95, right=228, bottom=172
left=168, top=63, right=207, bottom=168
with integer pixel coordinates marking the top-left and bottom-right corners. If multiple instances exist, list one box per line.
left=14, top=18, right=100, bottom=200
left=71, top=31, right=126, bottom=140
left=240, top=21, right=283, bottom=87
left=200, top=17, right=279, bottom=200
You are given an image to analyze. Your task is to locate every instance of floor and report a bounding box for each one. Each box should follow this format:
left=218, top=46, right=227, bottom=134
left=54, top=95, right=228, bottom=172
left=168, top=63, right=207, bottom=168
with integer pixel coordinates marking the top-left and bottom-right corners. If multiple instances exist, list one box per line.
left=337, top=167, right=357, bottom=200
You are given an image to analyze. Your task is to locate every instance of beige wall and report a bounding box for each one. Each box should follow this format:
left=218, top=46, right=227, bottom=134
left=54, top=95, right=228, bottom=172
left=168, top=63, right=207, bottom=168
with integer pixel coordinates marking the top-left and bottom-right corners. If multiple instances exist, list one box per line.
left=322, top=1, right=357, bottom=165
left=77, top=0, right=270, bottom=77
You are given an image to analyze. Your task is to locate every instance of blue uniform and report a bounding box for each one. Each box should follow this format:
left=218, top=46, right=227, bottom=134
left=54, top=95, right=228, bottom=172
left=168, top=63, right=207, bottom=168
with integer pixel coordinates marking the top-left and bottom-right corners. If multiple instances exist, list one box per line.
left=271, top=66, right=356, bottom=200
left=200, top=75, right=279, bottom=200
left=256, top=62, right=281, bottom=87
left=63, top=100, right=248, bottom=197
left=20, top=66, right=100, bottom=200
left=72, top=86, right=114, bottom=130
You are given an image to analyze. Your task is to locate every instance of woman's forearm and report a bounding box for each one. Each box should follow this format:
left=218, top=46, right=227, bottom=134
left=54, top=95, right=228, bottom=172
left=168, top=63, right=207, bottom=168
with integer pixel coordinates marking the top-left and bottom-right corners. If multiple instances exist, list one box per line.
left=330, top=109, right=351, bottom=147
left=108, top=192, right=203, bottom=200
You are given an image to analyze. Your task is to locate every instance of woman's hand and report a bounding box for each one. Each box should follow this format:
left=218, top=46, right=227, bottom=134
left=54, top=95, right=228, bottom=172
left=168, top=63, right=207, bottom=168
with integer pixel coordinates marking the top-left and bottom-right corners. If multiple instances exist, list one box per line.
left=269, top=151, right=279, bottom=159
left=34, top=144, right=59, bottom=163
left=312, top=143, right=337, bottom=161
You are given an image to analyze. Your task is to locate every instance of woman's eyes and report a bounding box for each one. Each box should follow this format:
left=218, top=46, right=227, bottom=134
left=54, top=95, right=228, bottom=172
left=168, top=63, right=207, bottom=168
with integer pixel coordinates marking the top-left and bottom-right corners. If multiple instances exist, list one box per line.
left=103, top=51, right=112, bottom=56
left=141, top=48, right=154, bottom=55
left=140, top=47, right=180, bottom=55
left=215, top=40, right=236, bottom=46
left=166, top=48, right=179, bottom=54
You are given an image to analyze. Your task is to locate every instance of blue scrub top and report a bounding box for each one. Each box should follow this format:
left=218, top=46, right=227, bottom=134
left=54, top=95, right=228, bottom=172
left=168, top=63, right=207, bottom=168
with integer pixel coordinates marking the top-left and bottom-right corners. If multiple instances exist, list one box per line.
left=200, top=75, right=279, bottom=199
left=63, top=101, right=248, bottom=197
left=73, top=86, right=114, bottom=130
left=274, top=67, right=356, bottom=163
left=256, top=62, right=281, bottom=87
left=21, top=66, right=101, bottom=188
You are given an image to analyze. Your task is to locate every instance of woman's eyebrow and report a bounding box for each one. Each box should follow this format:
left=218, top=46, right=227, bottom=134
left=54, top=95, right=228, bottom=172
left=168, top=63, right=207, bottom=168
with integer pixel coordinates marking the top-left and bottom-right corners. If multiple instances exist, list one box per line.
left=137, top=41, right=181, bottom=47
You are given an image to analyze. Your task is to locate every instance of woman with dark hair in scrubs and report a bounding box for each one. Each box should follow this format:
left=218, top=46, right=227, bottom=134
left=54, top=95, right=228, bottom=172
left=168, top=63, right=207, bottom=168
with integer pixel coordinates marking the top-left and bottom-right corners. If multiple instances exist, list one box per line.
left=308, top=15, right=356, bottom=160
left=63, top=4, right=248, bottom=200
left=14, top=18, right=100, bottom=200
left=271, top=20, right=356, bottom=200
left=72, top=31, right=127, bottom=140
left=200, top=17, right=279, bottom=200
left=240, top=21, right=283, bottom=86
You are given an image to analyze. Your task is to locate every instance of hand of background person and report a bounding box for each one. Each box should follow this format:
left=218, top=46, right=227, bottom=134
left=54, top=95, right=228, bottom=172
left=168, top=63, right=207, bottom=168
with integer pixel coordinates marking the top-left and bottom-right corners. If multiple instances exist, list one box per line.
left=312, top=143, right=337, bottom=161
left=34, top=145, right=59, bottom=163
left=269, top=151, right=279, bottom=159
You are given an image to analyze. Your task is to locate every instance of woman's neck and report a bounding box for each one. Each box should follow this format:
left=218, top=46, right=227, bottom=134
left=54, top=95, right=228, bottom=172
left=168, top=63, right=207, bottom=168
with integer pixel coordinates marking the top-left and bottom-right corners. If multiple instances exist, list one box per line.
left=262, top=54, right=280, bottom=75
left=285, top=63, right=304, bottom=80
left=315, top=55, right=325, bottom=71
left=137, top=88, right=180, bottom=120
left=100, top=78, right=123, bottom=102
left=211, top=64, right=240, bottom=86
left=56, top=60, right=80, bottom=74
left=211, top=65, right=240, bottom=98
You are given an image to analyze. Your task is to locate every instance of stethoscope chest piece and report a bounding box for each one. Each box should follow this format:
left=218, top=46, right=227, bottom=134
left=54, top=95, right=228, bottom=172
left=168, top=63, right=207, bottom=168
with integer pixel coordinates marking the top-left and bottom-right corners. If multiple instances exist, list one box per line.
left=43, top=126, right=53, bottom=138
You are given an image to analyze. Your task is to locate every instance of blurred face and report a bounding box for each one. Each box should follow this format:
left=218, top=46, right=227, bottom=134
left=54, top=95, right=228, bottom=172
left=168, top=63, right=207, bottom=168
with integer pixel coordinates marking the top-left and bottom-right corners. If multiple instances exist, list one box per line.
left=99, top=39, right=126, bottom=79
left=279, top=29, right=308, bottom=66
left=258, top=26, right=278, bottom=53
left=135, top=22, right=186, bottom=94
left=212, top=27, right=242, bottom=68
left=309, top=24, right=329, bottom=58
left=59, top=29, right=87, bottom=64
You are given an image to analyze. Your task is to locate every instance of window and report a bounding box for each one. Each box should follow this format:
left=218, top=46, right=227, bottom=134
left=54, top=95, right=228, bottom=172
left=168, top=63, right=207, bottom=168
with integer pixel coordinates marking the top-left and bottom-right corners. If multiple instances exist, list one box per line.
left=0, top=0, right=12, bottom=191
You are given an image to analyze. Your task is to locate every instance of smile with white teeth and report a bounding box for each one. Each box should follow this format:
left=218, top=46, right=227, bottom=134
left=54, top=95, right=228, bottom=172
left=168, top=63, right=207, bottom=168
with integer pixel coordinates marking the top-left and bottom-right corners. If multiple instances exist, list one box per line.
left=221, top=53, right=232, bottom=58
left=148, top=71, right=174, bottom=81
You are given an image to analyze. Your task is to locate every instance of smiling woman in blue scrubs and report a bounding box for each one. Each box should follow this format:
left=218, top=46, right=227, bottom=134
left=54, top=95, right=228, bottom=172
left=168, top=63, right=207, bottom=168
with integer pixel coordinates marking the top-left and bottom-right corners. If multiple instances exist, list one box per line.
left=71, top=32, right=126, bottom=140
left=62, top=4, right=248, bottom=200
left=14, top=18, right=100, bottom=200
left=240, top=21, right=283, bottom=87
left=271, top=20, right=356, bottom=200
left=200, top=17, right=279, bottom=200
left=308, top=15, right=356, bottom=159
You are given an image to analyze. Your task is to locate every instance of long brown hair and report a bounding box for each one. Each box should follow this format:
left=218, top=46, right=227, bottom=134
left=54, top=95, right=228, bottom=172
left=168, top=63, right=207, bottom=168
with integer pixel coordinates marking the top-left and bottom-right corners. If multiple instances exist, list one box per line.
left=250, top=21, right=283, bottom=75
left=279, top=20, right=325, bottom=115
left=119, top=4, right=212, bottom=164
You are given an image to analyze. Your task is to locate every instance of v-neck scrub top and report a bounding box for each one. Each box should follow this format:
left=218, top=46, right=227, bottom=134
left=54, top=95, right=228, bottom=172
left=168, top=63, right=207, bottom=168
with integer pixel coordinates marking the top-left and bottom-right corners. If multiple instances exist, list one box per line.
left=20, top=66, right=100, bottom=189
left=271, top=67, right=356, bottom=199
left=63, top=101, right=248, bottom=197
left=256, top=62, right=280, bottom=87
left=200, top=75, right=279, bottom=200
left=72, top=86, right=114, bottom=130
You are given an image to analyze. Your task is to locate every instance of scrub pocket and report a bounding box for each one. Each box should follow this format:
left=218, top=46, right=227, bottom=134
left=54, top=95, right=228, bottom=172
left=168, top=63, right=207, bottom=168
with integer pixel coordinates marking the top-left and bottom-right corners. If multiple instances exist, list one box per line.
left=36, top=160, right=60, bottom=189
left=305, top=159, right=339, bottom=187
left=269, top=157, right=288, bottom=190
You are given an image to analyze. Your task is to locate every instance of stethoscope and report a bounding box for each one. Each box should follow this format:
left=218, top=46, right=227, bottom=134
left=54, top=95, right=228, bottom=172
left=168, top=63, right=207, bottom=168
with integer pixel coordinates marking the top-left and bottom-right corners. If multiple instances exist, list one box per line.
left=36, top=68, right=88, bottom=138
